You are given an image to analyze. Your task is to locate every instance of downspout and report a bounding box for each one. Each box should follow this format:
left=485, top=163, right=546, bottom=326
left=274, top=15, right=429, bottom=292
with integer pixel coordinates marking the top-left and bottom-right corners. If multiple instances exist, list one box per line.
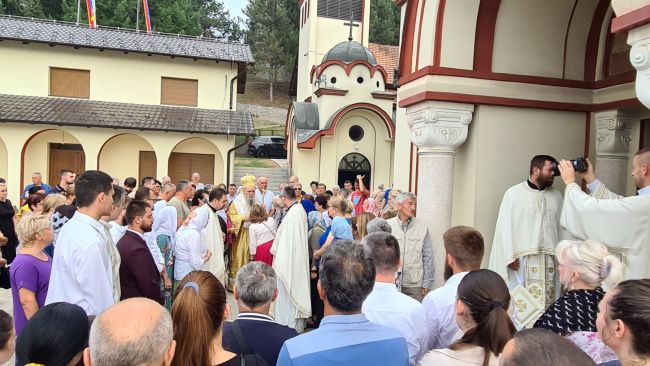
left=226, top=134, right=252, bottom=186
left=229, top=69, right=246, bottom=111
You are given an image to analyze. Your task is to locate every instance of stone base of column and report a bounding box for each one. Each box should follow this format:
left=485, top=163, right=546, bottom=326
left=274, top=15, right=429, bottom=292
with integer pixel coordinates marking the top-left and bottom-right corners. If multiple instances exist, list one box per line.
left=595, top=156, right=630, bottom=195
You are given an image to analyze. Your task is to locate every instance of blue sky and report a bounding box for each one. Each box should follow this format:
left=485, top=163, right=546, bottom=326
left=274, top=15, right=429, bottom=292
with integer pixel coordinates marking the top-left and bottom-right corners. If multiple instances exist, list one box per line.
left=222, top=0, right=246, bottom=20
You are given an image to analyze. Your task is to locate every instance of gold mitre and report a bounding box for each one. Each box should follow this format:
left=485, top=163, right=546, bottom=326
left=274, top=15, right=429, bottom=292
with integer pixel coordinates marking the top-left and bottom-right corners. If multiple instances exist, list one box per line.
left=241, top=174, right=257, bottom=189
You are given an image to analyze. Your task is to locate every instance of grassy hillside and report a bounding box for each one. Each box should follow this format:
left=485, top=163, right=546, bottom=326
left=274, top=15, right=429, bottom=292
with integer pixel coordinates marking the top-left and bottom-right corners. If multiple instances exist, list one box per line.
left=238, top=79, right=293, bottom=109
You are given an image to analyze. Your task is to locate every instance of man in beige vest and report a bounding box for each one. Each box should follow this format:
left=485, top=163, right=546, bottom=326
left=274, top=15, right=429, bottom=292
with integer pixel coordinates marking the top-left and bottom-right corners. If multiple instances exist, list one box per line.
left=387, top=192, right=434, bottom=301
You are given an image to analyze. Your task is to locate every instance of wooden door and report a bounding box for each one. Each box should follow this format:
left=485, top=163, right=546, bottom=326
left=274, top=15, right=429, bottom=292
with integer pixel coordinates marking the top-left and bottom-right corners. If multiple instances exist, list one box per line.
left=48, top=144, right=85, bottom=187
left=138, top=151, right=157, bottom=182
left=168, top=153, right=215, bottom=185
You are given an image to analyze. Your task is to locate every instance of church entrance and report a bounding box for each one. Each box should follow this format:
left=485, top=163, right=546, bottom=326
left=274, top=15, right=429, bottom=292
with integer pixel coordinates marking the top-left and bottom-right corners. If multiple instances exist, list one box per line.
left=337, top=153, right=371, bottom=188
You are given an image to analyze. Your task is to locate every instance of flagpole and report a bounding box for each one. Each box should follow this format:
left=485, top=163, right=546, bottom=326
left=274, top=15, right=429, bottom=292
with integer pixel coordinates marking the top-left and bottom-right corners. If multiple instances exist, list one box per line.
left=136, top=0, right=140, bottom=32
left=76, top=0, right=81, bottom=24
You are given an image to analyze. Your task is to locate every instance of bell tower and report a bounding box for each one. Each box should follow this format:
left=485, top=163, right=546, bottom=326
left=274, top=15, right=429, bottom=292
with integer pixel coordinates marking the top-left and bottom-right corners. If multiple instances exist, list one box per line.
left=296, top=0, right=370, bottom=101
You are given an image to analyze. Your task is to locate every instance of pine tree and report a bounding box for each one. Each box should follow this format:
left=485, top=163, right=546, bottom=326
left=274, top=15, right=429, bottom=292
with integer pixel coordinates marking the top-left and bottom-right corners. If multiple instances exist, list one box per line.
left=245, top=0, right=295, bottom=100
left=369, top=0, right=400, bottom=45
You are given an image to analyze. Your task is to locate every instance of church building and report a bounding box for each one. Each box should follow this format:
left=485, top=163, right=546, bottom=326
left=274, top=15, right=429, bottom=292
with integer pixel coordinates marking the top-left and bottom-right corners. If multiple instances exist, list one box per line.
left=286, top=0, right=650, bottom=297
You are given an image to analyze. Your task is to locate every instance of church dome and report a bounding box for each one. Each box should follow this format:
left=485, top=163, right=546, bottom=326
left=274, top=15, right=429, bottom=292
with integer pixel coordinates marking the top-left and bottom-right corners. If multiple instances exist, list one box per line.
left=322, top=41, right=377, bottom=65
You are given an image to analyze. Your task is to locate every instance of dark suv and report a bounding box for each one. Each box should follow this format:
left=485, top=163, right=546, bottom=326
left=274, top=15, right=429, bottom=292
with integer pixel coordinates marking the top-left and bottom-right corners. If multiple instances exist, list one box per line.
left=247, top=136, right=287, bottom=158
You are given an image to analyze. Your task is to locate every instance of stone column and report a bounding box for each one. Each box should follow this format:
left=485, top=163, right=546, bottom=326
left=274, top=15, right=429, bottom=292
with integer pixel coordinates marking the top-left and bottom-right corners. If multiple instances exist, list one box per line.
left=406, top=101, right=474, bottom=288
left=595, top=110, right=633, bottom=195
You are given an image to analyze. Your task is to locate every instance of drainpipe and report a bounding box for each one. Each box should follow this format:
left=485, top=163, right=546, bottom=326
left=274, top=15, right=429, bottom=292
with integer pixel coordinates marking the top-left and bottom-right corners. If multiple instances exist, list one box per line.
left=226, top=135, right=252, bottom=186
left=229, top=70, right=246, bottom=111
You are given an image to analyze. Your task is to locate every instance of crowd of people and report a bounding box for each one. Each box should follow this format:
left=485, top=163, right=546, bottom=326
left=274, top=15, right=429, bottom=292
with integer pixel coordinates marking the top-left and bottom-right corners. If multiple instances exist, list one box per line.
left=0, top=148, right=648, bottom=366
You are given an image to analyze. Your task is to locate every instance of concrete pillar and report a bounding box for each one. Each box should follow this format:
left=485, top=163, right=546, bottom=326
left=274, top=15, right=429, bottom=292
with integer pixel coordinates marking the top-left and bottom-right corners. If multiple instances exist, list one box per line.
left=595, top=110, right=633, bottom=194
left=629, top=23, right=650, bottom=109
left=406, top=101, right=474, bottom=288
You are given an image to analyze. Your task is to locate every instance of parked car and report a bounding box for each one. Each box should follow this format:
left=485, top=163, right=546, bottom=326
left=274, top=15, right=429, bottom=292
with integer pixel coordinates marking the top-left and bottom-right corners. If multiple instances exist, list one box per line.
left=247, top=136, right=287, bottom=158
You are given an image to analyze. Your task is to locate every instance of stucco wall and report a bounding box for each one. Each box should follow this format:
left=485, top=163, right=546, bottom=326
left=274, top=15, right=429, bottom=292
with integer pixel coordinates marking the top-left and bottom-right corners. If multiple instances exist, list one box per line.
left=98, top=134, right=156, bottom=182
left=0, top=41, right=238, bottom=109
left=171, top=138, right=225, bottom=185
left=451, top=106, right=586, bottom=267
left=22, top=130, right=82, bottom=185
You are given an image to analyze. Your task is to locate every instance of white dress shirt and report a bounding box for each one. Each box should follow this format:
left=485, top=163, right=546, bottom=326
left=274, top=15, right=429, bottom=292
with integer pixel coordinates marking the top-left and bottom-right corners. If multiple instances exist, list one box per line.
left=362, top=282, right=429, bottom=365
left=248, top=217, right=276, bottom=255
left=46, top=211, right=115, bottom=315
left=422, top=271, right=468, bottom=350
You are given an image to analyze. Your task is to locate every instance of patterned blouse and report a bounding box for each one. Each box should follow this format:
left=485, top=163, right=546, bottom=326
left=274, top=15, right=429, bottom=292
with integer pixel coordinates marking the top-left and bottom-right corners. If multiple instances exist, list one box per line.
left=533, top=287, right=604, bottom=334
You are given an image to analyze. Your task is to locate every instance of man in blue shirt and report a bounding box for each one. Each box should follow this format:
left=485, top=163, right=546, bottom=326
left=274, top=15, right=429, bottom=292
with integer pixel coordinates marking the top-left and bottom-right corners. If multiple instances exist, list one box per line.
left=22, top=172, right=52, bottom=199
left=277, top=240, right=409, bottom=366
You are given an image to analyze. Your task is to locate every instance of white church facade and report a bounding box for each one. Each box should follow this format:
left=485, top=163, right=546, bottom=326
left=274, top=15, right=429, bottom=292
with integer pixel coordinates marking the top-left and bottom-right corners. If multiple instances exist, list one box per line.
left=286, top=0, right=650, bottom=287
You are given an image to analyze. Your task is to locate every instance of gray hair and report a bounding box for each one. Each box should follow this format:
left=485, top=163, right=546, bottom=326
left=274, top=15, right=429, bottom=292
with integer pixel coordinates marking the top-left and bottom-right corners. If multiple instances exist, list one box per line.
left=366, top=217, right=392, bottom=234
left=556, top=239, right=623, bottom=290
left=395, top=192, right=416, bottom=205
left=331, top=185, right=340, bottom=191
left=176, top=180, right=190, bottom=192
left=161, top=182, right=176, bottom=194
left=89, top=307, right=173, bottom=365
left=320, top=240, right=375, bottom=312
left=235, top=262, right=277, bottom=308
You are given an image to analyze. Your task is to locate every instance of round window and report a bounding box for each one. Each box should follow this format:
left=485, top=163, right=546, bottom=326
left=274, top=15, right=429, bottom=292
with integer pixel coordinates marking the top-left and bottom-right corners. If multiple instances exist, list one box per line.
left=331, top=77, right=337, bottom=84
left=349, top=125, right=364, bottom=141
left=357, top=76, right=364, bottom=84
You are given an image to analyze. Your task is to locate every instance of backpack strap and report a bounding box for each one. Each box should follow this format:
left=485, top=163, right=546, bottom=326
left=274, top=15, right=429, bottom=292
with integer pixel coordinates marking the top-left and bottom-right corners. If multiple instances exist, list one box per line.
left=232, top=320, right=252, bottom=355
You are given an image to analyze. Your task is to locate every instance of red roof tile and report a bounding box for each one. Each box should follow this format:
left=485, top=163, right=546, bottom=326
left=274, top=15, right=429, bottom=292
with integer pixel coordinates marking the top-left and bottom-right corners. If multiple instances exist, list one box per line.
left=368, top=43, right=399, bottom=85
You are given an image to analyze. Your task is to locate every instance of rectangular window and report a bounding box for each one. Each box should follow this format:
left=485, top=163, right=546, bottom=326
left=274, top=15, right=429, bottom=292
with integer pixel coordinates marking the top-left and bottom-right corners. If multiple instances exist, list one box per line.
left=317, top=0, right=362, bottom=21
left=161, top=77, right=198, bottom=107
left=49, top=67, right=90, bottom=99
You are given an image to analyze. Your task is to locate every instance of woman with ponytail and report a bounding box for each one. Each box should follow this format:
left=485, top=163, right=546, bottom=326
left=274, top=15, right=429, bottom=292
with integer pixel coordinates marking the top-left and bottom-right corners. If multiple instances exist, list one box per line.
left=534, top=239, right=623, bottom=363
left=171, top=270, right=239, bottom=366
left=420, top=269, right=515, bottom=366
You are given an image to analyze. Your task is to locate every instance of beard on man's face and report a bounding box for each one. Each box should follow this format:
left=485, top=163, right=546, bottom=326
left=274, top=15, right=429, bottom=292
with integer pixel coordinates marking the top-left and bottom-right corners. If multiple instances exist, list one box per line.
left=444, top=261, right=453, bottom=281
left=142, top=222, right=153, bottom=233
left=247, top=197, right=254, bottom=206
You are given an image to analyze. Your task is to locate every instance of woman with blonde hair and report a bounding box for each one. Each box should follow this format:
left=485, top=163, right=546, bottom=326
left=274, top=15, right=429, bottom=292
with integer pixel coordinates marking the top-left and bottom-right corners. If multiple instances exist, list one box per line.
left=352, top=212, right=376, bottom=240
left=247, top=204, right=276, bottom=266
left=171, top=270, right=239, bottom=366
left=534, top=239, right=623, bottom=363
left=41, top=194, right=66, bottom=217
left=10, top=214, right=52, bottom=336
left=64, top=184, right=75, bottom=205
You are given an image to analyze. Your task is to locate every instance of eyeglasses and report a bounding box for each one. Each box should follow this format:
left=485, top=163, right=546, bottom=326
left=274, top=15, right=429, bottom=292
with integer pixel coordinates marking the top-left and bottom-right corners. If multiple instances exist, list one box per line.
left=294, top=188, right=301, bottom=191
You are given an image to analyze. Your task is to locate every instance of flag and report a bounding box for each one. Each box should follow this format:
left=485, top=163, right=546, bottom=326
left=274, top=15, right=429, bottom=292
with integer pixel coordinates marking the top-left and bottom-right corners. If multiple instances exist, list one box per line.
left=143, top=0, right=152, bottom=33
left=86, top=0, right=97, bottom=28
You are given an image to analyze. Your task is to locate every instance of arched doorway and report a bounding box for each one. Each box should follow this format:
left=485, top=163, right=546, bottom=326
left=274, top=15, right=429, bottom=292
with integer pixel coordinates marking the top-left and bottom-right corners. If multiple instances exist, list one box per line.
left=98, top=134, right=157, bottom=183
left=337, top=153, right=371, bottom=188
left=168, top=138, right=224, bottom=185
left=22, top=129, right=86, bottom=187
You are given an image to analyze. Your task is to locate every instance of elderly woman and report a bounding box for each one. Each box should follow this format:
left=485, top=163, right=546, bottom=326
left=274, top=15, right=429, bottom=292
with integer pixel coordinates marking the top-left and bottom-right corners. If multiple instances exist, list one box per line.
left=173, top=207, right=212, bottom=284
left=597, top=279, right=650, bottom=366
left=11, top=215, right=53, bottom=336
left=534, top=239, right=622, bottom=363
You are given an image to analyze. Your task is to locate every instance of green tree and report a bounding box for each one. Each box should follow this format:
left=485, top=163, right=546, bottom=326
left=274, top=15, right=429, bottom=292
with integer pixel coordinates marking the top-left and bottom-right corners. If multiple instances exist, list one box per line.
left=245, top=0, right=298, bottom=100
left=369, top=0, right=400, bottom=45
left=1, top=0, right=22, bottom=14
left=21, top=0, right=45, bottom=17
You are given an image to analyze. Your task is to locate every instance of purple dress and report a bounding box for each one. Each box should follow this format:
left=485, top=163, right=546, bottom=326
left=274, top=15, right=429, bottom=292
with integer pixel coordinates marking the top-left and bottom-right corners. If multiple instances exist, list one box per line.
left=10, top=253, right=52, bottom=335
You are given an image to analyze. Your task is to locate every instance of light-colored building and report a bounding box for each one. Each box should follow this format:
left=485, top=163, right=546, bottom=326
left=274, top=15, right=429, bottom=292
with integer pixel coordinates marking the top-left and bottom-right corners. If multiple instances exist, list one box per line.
left=286, top=0, right=411, bottom=190
left=0, top=16, right=255, bottom=203
left=287, top=0, right=650, bottom=288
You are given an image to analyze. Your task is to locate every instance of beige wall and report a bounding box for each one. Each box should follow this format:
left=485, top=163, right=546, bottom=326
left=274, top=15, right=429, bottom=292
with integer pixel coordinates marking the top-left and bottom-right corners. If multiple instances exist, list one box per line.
left=451, top=106, right=586, bottom=267
left=171, top=138, right=225, bottom=185
left=392, top=106, right=412, bottom=191
left=0, top=138, right=7, bottom=183
left=290, top=108, right=394, bottom=190
left=0, top=122, right=234, bottom=203
left=98, top=134, right=156, bottom=182
left=440, top=0, right=480, bottom=70
left=0, top=41, right=238, bottom=109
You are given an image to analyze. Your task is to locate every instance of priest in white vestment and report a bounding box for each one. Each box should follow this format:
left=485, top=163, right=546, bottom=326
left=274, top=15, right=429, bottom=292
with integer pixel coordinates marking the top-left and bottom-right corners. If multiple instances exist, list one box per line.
left=271, top=186, right=311, bottom=332
left=559, top=152, right=650, bottom=280
left=204, top=188, right=228, bottom=284
left=489, top=155, right=564, bottom=321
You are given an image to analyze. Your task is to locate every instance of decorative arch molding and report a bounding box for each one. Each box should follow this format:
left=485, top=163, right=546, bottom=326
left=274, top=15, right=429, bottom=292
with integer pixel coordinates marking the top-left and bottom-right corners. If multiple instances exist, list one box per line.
left=20, top=128, right=86, bottom=193
left=298, top=103, right=394, bottom=149
left=310, top=60, right=388, bottom=84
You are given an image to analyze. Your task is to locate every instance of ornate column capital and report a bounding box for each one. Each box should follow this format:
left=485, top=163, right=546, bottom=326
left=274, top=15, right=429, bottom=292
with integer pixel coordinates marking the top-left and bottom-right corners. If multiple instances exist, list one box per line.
left=595, top=110, right=634, bottom=158
left=405, top=102, right=474, bottom=154
left=628, top=23, right=650, bottom=109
